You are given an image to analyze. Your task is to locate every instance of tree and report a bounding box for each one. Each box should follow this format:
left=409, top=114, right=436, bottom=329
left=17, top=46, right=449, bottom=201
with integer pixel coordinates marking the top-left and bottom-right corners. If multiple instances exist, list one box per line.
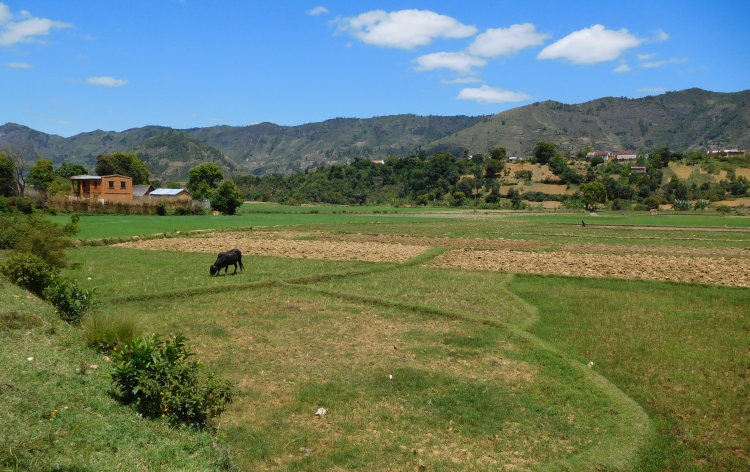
left=3, top=143, right=37, bottom=195
left=211, top=179, right=244, bottom=215
left=54, top=163, right=88, bottom=179
left=0, top=151, right=16, bottom=196
left=484, top=159, right=504, bottom=179
left=533, top=141, right=557, bottom=165
left=590, top=156, right=604, bottom=167
left=95, top=152, right=150, bottom=185
left=489, top=147, right=507, bottom=161
left=28, top=159, right=57, bottom=193
left=187, top=163, right=224, bottom=200
left=580, top=182, right=607, bottom=211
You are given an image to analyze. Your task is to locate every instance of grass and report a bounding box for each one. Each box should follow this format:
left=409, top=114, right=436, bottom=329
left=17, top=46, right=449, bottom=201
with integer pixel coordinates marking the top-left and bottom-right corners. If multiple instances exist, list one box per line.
left=506, top=275, right=750, bottom=471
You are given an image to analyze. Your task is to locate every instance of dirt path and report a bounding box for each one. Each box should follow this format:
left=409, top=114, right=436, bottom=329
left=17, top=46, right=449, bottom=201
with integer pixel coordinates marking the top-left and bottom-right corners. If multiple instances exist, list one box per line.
left=431, top=249, right=750, bottom=288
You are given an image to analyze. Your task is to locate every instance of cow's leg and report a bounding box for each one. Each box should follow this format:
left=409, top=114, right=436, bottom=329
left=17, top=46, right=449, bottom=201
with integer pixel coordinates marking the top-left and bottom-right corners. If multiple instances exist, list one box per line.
left=233, top=262, right=238, bottom=274
left=238, top=257, right=245, bottom=272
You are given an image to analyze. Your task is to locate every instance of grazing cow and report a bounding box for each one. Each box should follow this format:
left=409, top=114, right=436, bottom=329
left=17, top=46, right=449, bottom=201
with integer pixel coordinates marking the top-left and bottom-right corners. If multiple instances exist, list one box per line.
left=210, top=248, right=245, bottom=276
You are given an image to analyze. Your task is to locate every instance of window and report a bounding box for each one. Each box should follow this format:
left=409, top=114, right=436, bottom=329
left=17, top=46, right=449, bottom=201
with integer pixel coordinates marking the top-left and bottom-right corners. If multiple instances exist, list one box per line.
left=120, top=181, right=126, bottom=189
left=93, top=182, right=97, bottom=188
left=109, top=181, right=114, bottom=188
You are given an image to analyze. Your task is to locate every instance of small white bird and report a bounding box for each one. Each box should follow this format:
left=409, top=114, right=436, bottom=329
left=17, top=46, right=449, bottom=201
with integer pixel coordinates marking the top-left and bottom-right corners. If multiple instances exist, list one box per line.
left=587, top=361, right=594, bottom=368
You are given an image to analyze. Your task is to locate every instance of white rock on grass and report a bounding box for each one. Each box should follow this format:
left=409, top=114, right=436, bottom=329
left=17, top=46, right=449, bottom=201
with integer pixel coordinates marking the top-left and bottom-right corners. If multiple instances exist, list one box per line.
left=315, top=407, right=327, bottom=417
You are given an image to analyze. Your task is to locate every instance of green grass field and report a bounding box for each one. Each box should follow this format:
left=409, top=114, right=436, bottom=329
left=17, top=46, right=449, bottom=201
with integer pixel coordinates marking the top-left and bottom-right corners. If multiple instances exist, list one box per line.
left=3, top=208, right=749, bottom=470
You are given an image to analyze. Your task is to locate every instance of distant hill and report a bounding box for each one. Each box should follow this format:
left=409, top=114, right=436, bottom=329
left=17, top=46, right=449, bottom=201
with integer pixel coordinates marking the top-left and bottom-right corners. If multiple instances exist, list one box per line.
left=425, top=88, right=750, bottom=157
left=0, top=88, right=747, bottom=176
left=129, top=130, right=237, bottom=181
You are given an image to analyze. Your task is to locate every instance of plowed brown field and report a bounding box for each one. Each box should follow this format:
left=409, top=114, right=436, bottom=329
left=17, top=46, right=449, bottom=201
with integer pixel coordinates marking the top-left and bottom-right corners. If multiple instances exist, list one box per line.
left=431, top=249, right=750, bottom=287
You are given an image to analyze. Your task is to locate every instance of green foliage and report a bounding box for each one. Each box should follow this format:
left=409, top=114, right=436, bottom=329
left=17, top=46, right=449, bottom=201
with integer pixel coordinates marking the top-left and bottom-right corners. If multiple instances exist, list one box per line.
left=533, top=141, right=557, bottom=164
left=450, top=191, right=466, bottom=206
left=187, top=162, right=224, bottom=200
left=580, top=181, right=607, bottom=211
left=95, top=152, right=150, bottom=185
left=484, top=158, right=504, bottom=178
left=0, top=212, right=72, bottom=268
left=156, top=201, right=167, bottom=216
left=590, top=156, right=604, bottom=167
left=695, top=199, right=709, bottom=210
left=82, top=311, right=143, bottom=352
left=514, top=170, right=533, bottom=181
left=643, top=195, right=661, bottom=210
left=716, top=204, right=732, bottom=214
left=489, top=147, right=506, bottom=160
left=0, top=151, right=16, bottom=196
left=111, top=334, right=235, bottom=427
left=211, top=179, right=244, bottom=215
left=173, top=205, right=206, bottom=216
left=27, top=159, right=56, bottom=192
left=673, top=199, right=692, bottom=211
left=0, top=252, right=55, bottom=296
left=54, top=162, right=88, bottom=179
left=43, top=277, right=96, bottom=324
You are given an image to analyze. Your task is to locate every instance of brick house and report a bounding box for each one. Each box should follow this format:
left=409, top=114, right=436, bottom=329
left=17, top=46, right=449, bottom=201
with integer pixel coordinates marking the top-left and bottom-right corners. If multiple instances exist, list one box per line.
left=70, top=174, right=133, bottom=202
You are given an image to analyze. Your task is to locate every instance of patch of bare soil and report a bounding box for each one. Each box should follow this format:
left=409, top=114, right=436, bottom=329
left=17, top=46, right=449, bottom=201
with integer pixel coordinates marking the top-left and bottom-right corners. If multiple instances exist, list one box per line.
left=318, top=234, right=549, bottom=251
left=114, top=233, right=427, bottom=263
left=431, top=250, right=750, bottom=288
left=558, top=243, right=750, bottom=259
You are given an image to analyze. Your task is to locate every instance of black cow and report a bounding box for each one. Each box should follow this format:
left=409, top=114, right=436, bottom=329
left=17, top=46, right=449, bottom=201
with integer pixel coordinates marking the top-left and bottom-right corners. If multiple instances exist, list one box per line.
left=210, top=248, right=245, bottom=276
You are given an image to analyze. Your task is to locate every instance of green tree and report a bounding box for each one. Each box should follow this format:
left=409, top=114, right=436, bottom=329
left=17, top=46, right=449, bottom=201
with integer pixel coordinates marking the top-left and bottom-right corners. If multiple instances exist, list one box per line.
left=27, top=159, right=57, bottom=192
left=54, top=163, right=88, bottom=179
left=533, top=141, right=557, bottom=165
left=95, top=152, right=150, bottom=185
left=489, top=147, right=507, bottom=161
left=211, top=179, right=244, bottom=215
left=0, top=152, right=16, bottom=196
left=187, top=163, right=224, bottom=200
left=484, top=158, right=504, bottom=179
left=580, top=181, right=607, bottom=211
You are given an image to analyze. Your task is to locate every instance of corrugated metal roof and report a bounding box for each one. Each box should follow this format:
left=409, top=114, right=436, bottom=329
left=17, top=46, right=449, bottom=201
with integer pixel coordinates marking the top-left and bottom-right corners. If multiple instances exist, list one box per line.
left=70, top=174, right=101, bottom=180
left=150, top=188, right=189, bottom=196
left=132, top=185, right=154, bottom=197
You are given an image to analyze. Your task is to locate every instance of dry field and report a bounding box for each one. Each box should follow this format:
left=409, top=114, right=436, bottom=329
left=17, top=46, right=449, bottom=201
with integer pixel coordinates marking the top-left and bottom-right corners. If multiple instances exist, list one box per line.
left=115, top=230, right=749, bottom=287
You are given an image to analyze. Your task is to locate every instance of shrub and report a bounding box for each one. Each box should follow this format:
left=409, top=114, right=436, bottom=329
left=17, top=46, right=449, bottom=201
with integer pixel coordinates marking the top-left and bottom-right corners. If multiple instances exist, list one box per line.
left=111, top=334, right=235, bottom=427
left=716, top=204, right=732, bottom=215
left=485, top=193, right=500, bottom=204
left=643, top=195, right=661, bottom=210
left=514, top=170, right=533, bottom=181
left=43, top=277, right=96, bottom=325
left=0, top=252, right=55, bottom=296
left=155, top=201, right=167, bottom=216
left=673, top=199, right=693, bottom=211
left=695, top=199, right=709, bottom=210
left=82, top=311, right=142, bottom=352
left=450, top=191, right=467, bottom=206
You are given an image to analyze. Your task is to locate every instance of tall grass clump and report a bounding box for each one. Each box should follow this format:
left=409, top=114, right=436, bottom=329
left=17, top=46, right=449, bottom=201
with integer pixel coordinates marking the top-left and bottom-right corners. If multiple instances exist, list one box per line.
left=81, top=311, right=143, bottom=351
left=111, top=334, right=235, bottom=428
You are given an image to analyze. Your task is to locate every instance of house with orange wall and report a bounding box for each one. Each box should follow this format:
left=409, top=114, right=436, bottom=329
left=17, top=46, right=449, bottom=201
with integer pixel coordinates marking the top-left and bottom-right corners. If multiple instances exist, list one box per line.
left=70, top=174, right=133, bottom=202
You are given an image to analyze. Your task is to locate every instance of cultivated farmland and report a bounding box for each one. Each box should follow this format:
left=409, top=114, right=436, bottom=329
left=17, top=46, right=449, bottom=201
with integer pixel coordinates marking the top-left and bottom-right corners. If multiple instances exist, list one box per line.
left=3, top=207, right=749, bottom=471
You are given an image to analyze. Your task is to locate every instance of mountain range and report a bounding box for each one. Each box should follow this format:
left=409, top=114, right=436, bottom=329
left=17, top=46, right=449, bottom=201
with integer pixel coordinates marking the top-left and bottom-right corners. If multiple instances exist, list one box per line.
left=0, top=88, right=747, bottom=180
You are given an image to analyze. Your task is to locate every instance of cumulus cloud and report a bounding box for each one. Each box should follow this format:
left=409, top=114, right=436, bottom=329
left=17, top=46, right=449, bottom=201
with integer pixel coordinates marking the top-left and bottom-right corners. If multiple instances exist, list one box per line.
left=337, top=9, right=476, bottom=49
left=57, top=119, right=70, bottom=125
left=414, top=52, right=486, bottom=73
left=537, top=24, right=642, bottom=64
left=468, top=23, right=549, bottom=57
left=647, top=28, right=669, bottom=43
left=637, top=53, right=655, bottom=60
left=307, top=6, right=328, bottom=16
left=441, top=77, right=482, bottom=84
left=640, top=60, right=665, bottom=68
left=7, top=61, right=31, bottom=68
left=0, top=3, right=72, bottom=46
left=456, top=85, right=531, bottom=104
left=613, top=63, right=631, bottom=73
left=87, top=76, right=128, bottom=87
left=636, top=87, right=666, bottom=94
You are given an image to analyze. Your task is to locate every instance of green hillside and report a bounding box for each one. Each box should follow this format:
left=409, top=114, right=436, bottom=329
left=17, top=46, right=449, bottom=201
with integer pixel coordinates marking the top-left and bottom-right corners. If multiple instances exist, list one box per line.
left=426, top=88, right=750, bottom=157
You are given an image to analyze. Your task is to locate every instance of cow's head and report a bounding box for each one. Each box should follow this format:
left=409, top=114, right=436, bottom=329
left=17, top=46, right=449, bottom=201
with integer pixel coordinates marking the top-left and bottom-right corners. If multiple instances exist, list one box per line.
left=210, top=265, right=218, bottom=276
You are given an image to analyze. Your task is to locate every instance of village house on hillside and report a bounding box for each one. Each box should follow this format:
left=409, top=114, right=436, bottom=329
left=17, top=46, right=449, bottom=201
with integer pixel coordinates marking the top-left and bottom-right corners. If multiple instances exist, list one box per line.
left=70, top=174, right=133, bottom=202
left=707, top=149, right=746, bottom=157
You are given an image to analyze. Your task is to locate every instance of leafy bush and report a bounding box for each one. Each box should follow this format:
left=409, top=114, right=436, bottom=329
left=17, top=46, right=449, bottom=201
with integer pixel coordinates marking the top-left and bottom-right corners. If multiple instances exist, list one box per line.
left=484, top=193, right=500, bottom=204
left=155, top=201, right=167, bottom=216
left=716, top=204, right=732, bottom=215
left=111, top=334, right=234, bottom=427
left=43, top=277, right=96, bottom=325
left=695, top=199, right=709, bottom=210
left=173, top=205, right=206, bottom=216
left=643, top=195, right=661, bottom=210
left=673, top=199, right=693, bottom=211
left=82, top=311, right=142, bottom=352
left=0, top=252, right=55, bottom=296
left=514, top=170, right=533, bottom=181
left=211, top=179, right=244, bottom=215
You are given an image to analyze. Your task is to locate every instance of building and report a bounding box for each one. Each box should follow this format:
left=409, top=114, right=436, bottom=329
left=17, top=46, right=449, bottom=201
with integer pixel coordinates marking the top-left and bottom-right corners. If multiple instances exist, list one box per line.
left=132, top=184, right=155, bottom=198
left=631, top=166, right=647, bottom=174
left=586, top=151, right=611, bottom=162
left=70, top=174, right=133, bottom=202
left=616, top=152, right=637, bottom=162
left=707, top=149, right=746, bottom=158
left=148, top=188, right=193, bottom=203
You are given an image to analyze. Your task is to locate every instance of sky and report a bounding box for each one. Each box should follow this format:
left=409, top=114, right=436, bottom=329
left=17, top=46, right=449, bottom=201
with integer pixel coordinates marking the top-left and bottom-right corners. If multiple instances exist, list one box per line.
left=1, top=0, right=749, bottom=137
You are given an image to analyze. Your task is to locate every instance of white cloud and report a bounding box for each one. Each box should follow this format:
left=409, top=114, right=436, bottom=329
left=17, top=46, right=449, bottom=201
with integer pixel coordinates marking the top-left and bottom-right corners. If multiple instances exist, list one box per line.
left=636, top=87, right=666, bottom=94
left=468, top=23, right=549, bottom=57
left=57, top=120, right=70, bottom=125
left=640, top=60, right=665, bottom=68
left=0, top=3, right=72, bottom=46
left=337, top=9, right=476, bottom=49
left=7, top=61, right=31, bottom=68
left=613, top=63, right=631, bottom=73
left=307, top=6, right=328, bottom=16
left=637, top=53, right=655, bottom=60
left=441, top=77, right=482, bottom=84
left=669, top=57, right=689, bottom=64
left=414, top=52, right=486, bottom=73
left=456, top=85, right=531, bottom=104
left=537, top=24, right=642, bottom=64
left=647, top=28, right=669, bottom=43
left=87, top=76, right=128, bottom=87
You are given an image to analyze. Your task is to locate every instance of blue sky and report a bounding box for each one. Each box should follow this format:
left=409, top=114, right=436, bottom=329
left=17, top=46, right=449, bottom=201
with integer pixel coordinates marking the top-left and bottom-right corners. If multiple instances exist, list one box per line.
left=2, top=0, right=749, bottom=137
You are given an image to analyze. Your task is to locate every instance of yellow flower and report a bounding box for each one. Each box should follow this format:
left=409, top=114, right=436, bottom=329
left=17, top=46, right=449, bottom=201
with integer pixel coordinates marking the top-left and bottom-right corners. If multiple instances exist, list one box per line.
left=49, top=418, right=53, bottom=421
left=53, top=410, right=58, bottom=414
left=161, top=414, right=166, bottom=418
